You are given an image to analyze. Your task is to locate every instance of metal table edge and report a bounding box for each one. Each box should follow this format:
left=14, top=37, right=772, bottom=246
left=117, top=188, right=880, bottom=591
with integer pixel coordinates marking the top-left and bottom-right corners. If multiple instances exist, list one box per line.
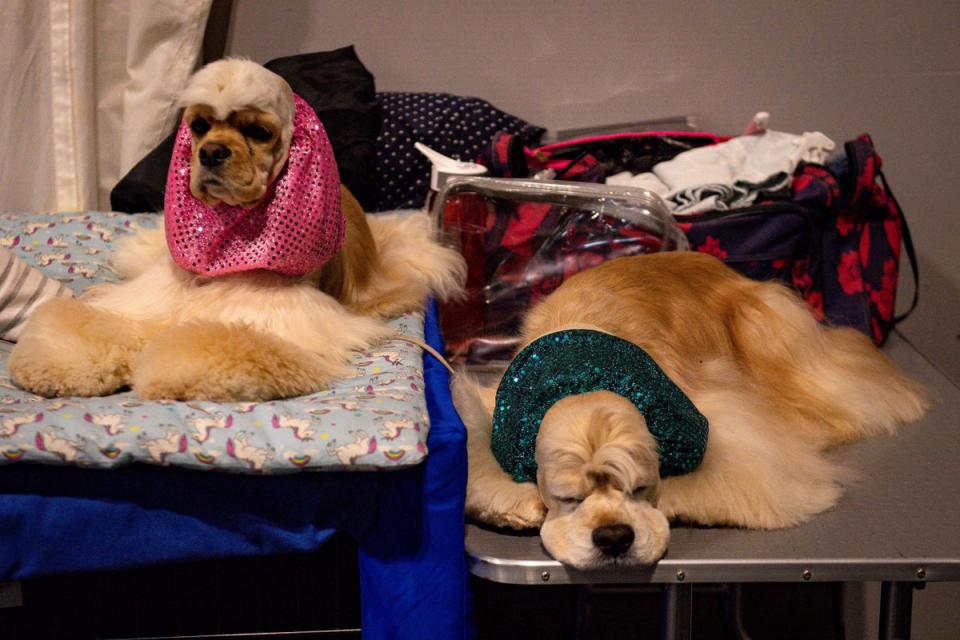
left=466, top=550, right=960, bottom=585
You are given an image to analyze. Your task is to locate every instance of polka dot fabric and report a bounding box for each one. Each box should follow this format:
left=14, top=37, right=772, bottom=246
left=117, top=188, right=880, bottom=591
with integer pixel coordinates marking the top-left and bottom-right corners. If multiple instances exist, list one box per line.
left=165, top=94, right=344, bottom=277
left=372, top=92, right=545, bottom=211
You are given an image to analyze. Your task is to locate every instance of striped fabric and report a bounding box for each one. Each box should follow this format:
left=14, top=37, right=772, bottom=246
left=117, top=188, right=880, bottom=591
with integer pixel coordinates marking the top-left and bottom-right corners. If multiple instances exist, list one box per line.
left=0, top=249, right=73, bottom=342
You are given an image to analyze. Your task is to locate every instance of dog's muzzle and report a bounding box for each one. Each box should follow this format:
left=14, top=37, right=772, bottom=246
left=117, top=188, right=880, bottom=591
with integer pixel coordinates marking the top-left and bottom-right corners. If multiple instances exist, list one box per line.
left=592, top=523, right=635, bottom=557
left=199, top=143, right=231, bottom=169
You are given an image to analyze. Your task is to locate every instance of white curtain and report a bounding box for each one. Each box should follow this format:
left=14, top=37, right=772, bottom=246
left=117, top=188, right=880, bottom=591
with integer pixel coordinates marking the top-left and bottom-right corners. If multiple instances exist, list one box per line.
left=0, top=0, right=213, bottom=213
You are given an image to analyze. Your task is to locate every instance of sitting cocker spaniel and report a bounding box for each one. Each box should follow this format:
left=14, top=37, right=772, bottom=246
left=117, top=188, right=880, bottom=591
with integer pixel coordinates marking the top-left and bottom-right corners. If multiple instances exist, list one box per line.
left=10, top=58, right=464, bottom=401
left=454, top=252, right=928, bottom=569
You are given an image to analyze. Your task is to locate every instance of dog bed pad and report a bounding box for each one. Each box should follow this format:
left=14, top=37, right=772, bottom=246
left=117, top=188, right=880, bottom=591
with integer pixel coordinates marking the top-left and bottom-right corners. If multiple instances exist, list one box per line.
left=0, top=212, right=430, bottom=473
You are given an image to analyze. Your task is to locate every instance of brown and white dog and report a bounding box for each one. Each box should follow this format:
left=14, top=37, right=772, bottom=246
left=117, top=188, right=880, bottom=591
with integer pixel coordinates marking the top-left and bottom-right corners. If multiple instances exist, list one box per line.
left=9, top=59, right=464, bottom=401
left=453, top=251, right=928, bottom=569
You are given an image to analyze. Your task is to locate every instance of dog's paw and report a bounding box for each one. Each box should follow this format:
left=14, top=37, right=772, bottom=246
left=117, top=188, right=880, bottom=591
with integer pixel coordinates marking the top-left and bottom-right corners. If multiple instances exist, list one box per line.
left=502, top=486, right=548, bottom=529
left=468, top=481, right=546, bottom=530
left=133, top=322, right=345, bottom=402
left=8, top=298, right=144, bottom=397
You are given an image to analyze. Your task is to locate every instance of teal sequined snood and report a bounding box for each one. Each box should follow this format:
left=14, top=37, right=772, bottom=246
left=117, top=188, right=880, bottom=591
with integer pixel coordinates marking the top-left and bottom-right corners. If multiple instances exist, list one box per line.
left=491, top=329, right=709, bottom=483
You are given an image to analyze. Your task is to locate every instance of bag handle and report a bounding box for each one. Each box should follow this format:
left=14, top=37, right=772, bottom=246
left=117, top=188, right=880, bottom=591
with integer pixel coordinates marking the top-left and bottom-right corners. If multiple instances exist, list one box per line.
left=878, top=169, right=919, bottom=324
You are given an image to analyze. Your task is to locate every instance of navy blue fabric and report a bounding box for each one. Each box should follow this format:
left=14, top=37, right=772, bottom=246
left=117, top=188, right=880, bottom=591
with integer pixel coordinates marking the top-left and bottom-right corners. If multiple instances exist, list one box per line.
left=371, top=92, right=544, bottom=211
left=0, top=301, right=470, bottom=639
left=682, top=204, right=816, bottom=283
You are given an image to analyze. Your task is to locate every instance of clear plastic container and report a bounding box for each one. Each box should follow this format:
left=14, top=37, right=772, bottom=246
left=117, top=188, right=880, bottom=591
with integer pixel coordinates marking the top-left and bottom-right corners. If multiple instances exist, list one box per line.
left=432, top=177, right=688, bottom=367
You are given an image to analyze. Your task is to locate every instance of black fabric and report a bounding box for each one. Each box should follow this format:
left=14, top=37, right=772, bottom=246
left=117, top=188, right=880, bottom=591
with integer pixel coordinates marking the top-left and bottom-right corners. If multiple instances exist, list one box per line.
left=110, top=132, right=178, bottom=213
left=110, top=46, right=383, bottom=213
left=264, top=47, right=382, bottom=209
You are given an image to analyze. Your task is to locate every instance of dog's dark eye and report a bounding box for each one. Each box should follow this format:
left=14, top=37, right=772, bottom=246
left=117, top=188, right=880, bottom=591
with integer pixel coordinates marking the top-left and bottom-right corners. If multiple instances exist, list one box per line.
left=555, top=495, right=584, bottom=506
left=190, top=118, right=211, bottom=137
left=242, top=124, right=273, bottom=142
left=631, top=486, right=649, bottom=497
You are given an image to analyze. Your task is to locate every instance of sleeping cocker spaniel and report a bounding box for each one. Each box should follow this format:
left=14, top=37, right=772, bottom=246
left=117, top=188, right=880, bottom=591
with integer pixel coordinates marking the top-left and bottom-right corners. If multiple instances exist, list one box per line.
left=454, top=252, right=927, bottom=569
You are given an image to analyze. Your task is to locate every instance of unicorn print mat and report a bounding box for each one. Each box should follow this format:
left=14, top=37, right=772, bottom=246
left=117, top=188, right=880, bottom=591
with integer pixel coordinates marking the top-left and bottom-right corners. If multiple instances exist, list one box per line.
left=0, top=212, right=430, bottom=473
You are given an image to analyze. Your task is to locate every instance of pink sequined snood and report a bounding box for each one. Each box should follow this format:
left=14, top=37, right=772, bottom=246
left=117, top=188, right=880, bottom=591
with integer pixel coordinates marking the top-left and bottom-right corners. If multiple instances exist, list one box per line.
left=164, top=94, right=344, bottom=277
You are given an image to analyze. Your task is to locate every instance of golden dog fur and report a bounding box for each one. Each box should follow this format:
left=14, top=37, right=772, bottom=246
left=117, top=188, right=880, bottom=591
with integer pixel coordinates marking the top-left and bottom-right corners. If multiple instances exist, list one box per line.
left=454, top=251, right=928, bottom=569
left=9, top=59, right=465, bottom=401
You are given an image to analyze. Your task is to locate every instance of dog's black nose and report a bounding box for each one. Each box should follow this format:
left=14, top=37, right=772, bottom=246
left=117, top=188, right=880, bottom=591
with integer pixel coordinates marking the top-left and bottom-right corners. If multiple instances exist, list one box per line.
left=199, top=143, right=231, bottom=168
left=592, top=523, right=635, bottom=557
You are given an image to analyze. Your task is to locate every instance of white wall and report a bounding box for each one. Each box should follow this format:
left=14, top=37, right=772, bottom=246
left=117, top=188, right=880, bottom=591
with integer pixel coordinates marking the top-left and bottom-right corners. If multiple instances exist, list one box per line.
left=224, top=3, right=960, bottom=637
left=227, top=0, right=960, bottom=386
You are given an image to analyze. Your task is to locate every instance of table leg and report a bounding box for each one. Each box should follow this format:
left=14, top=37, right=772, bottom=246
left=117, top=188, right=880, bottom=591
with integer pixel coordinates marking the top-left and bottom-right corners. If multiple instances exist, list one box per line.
left=661, top=583, right=693, bottom=640
left=878, top=581, right=913, bottom=640
left=572, top=585, right=591, bottom=638
left=723, top=583, right=752, bottom=640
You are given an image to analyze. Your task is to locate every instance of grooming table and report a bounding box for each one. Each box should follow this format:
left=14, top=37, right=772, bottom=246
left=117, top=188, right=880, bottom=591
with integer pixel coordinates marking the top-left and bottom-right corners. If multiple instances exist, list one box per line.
left=465, top=333, right=960, bottom=640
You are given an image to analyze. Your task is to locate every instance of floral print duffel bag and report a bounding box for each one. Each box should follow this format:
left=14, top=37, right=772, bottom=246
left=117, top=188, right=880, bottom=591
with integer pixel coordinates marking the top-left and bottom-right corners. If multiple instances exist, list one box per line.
left=478, top=130, right=917, bottom=347
left=682, top=134, right=917, bottom=346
